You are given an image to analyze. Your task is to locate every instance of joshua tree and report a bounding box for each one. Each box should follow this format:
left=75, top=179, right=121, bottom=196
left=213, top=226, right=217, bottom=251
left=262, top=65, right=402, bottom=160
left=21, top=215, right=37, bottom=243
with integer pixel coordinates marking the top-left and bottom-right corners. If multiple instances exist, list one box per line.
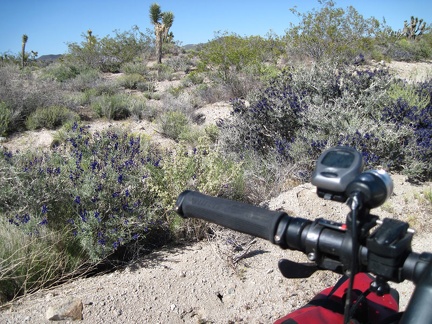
left=149, top=3, right=174, bottom=63
left=21, top=34, right=28, bottom=68
left=86, top=29, right=97, bottom=48
left=403, top=16, right=426, bottom=40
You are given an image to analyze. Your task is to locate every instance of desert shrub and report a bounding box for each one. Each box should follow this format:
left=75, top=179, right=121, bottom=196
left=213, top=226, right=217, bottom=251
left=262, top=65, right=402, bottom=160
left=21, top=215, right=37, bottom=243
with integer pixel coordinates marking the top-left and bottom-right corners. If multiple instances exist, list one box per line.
left=0, top=101, right=11, bottom=136
left=0, top=65, right=68, bottom=132
left=117, top=73, right=147, bottom=90
left=0, top=125, right=165, bottom=262
left=136, top=80, right=156, bottom=93
left=25, top=106, right=80, bottom=130
left=65, top=26, right=153, bottom=72
left=385, top=38, right=432, bottom=62
left=198, top=33, right=282, bottom=99
left=121, top=61, right=149, bottom=75
left=285, top=1, right=385, bottom=63
left=153, top=63, right=175, bottom=81
left=91, top=93, right=131, bottom=120
left=164, top=55, right=193, bottom=72
left=210, top=68, right=264, bottom=99
left=194, top=83, right=232, bottom=104
left=198, top=32, right=282, bottom=80
left=158, top=111, right=190, bottom=141
left=63, top=68, right=102, bottom=92
left=380, top=80, right=432, bottom=179
left=182, top=71, right=205, bottom=87
left=129, top=98, right=157, bottom=121
left=241, top=151, right=300, bottom=204
left=86, top=81, right=120, bottom=97
left=39, top=62, right=80, bottom=82
left=220, top=60, right=432, bottom=181
left=388, top=81, right=430, bottom=109
left=0, top=123, right=245, bottom=300
left=147, top=140, right=245, bottom=211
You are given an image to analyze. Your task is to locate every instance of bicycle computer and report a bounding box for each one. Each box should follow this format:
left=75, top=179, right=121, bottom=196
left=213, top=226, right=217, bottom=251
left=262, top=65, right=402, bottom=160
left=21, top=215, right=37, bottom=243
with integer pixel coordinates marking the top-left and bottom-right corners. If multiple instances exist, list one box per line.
left=311, top=146, right=363, bottom=200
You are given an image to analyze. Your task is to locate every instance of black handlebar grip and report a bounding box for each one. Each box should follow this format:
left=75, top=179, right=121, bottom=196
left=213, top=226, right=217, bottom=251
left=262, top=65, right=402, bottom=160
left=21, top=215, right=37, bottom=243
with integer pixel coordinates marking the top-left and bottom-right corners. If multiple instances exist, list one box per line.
left=175, top=190, right=287, bottom=243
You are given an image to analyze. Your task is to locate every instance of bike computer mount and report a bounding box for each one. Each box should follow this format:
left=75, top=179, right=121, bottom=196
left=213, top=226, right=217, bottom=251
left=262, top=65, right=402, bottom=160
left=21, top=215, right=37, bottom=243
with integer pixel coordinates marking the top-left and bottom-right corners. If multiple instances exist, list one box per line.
left=311, top=146, right=364, bottom=202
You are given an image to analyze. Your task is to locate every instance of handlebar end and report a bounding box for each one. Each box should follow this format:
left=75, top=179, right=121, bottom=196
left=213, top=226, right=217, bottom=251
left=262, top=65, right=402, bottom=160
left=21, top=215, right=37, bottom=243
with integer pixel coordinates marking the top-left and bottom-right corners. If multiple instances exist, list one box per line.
left=175, top=190, right=191, bottom=218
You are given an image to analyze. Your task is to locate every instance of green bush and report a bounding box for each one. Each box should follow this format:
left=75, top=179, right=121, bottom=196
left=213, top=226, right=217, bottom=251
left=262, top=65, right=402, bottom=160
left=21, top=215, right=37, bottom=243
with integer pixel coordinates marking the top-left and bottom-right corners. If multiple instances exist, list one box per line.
left=91, top=94, right=131, bottom=120
left=147, top=140, right=245, bottom=210
left=158, top=111, right=190, bottom=141
left=40, top=62, right=80, bottom=82
left=121, top=61, right=149, bottom=76
left=25, top=106, right=80, bottom=130
left=388, top=81, right=430, bottom=109
left=65, top=26, right=153, bottom=72
left=285, top=2, right=385, bottom=62
left=117, top=73, right=147, bottom=90
left=198, top=32, right=282, bottom=80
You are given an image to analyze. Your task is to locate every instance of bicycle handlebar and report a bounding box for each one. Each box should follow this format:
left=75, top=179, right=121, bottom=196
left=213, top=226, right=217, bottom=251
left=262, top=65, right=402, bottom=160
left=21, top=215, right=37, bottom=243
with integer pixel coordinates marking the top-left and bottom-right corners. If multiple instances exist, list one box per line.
left=175, top=190, right=432, bottom=285
left=176, top=190, right=287, bottom=243
left=176, top=190, right=432, bottom=323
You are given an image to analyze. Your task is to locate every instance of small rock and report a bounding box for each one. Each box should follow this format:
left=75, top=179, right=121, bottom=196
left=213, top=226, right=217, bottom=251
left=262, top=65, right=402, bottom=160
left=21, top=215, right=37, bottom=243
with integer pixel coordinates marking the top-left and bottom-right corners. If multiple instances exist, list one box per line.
left=46, top=297, right=83, bottom=321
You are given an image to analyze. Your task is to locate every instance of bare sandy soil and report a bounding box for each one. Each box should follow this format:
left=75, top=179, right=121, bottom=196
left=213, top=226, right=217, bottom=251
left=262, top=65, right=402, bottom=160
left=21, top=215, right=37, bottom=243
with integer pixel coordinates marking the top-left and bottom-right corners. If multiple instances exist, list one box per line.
left=0, top=60, right=431, bottom=323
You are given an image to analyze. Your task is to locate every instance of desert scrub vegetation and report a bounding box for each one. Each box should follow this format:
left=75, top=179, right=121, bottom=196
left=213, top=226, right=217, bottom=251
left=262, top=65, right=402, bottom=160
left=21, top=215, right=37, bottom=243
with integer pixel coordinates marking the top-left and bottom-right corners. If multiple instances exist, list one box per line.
left=1, top=0, right=432, bottom=304
left=0, top=102, right=12, bottom=136
left=0, top=219, right=85, bottom=302
left=0, top=64, right=72, bottom=133
left=197, top=32, right=284, bottom=100
left=219, top=60, right=432, bottom=181
left=0, top=122, right=245, bottom=301
left=25, top=106, right=80, bottom=130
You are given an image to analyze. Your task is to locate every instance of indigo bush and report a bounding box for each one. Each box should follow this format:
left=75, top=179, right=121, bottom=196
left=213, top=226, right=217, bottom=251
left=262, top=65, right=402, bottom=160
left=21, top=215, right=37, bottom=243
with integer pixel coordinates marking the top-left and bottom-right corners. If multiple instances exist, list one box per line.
left=220, top=61, right=432, bottom=181
left=0, top=121, right=245, bottom=296
left=0, top=123, right=165, bottom=262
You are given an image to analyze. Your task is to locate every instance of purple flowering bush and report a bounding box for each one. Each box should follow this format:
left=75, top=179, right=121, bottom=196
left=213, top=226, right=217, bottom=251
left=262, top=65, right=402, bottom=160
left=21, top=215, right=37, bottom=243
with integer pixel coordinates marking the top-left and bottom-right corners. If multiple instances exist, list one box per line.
left=0, top=122, right=244, bottom=301
left=1, top=123, right=167, bottom=263
left=220, top=61, right=432, bottom=181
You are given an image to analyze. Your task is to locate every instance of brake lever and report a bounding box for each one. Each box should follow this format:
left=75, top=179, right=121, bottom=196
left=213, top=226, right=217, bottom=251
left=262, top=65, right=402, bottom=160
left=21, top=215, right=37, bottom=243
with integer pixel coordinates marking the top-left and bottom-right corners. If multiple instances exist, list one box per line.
left=278, top=259, right=318, bottom=278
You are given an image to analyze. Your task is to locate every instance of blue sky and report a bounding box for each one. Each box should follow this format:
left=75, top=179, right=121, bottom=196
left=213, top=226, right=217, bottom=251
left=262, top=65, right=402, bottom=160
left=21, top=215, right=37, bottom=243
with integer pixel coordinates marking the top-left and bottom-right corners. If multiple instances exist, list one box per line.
left=1, top=0, right=431, bottom=56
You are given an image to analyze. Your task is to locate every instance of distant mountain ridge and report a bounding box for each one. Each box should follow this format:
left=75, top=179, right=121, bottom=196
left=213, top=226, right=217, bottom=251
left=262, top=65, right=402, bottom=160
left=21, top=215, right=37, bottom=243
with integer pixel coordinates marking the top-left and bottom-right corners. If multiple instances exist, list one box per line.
left=37, top=54, right=62, bottom=62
